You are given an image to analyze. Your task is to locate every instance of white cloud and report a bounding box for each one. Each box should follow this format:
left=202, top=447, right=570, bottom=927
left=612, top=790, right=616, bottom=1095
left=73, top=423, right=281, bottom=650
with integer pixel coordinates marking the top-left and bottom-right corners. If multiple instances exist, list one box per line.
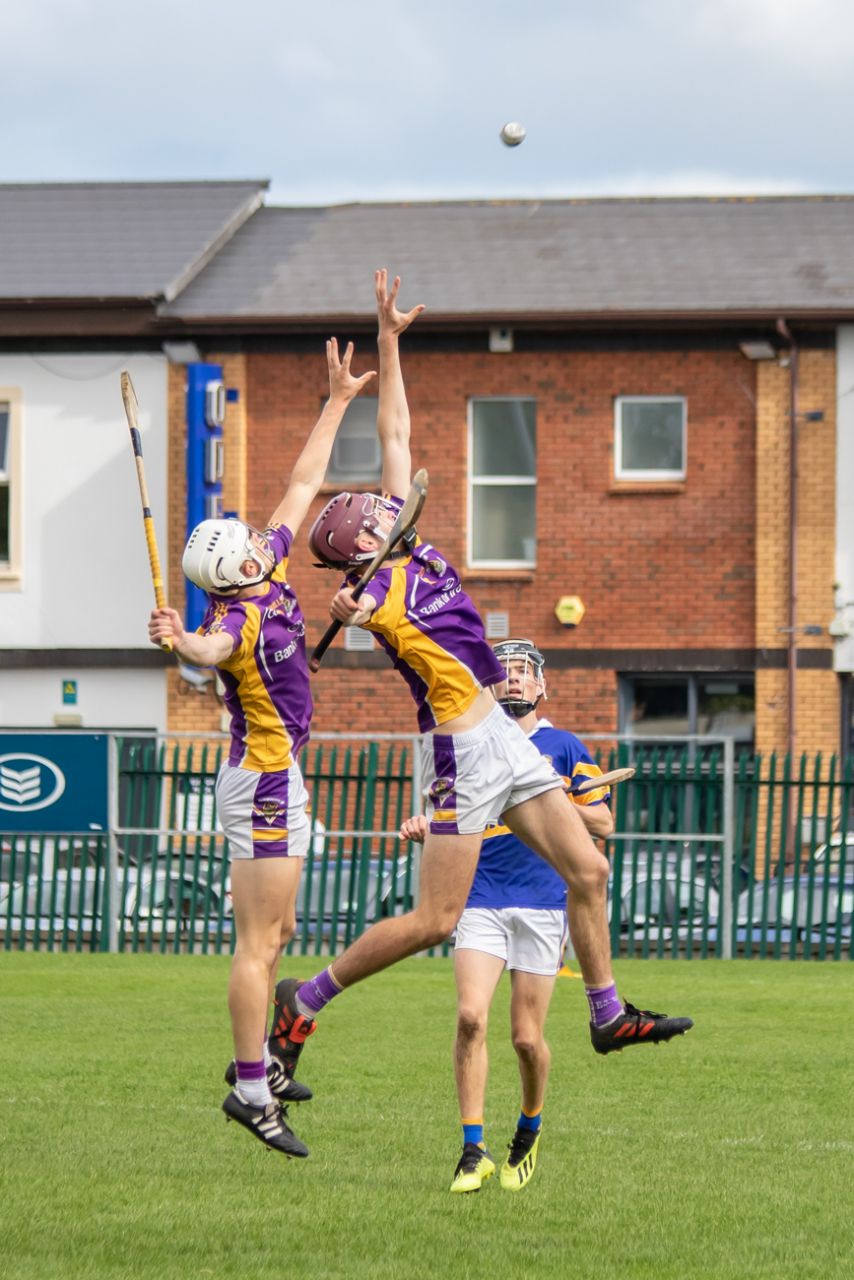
left=689, top=0, right=854, bottom=79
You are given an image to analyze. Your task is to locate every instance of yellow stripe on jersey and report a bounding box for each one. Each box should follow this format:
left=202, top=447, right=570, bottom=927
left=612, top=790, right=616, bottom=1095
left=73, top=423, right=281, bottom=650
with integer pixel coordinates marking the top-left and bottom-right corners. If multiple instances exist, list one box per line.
left=483, top=823, right=511, bottom=840
left=431, top=809, right=458, bottom=822
left=219, top=600, right=294, bottom=772
left=272, top=557, right=290, bottom=583
left=370, top=567, right=485, bottom=727
left=570, top=761, right=610, bottom=805
left=251, top=827, right=290, bottom=841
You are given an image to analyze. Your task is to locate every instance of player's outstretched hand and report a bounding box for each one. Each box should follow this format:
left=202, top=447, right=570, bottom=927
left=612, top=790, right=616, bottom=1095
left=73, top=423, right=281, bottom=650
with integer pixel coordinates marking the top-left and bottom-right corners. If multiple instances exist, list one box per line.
left=149, top=607, right=185, bottom=648
left=376, top=268, right=425, bottom=338
left=327, top=337, right=376, bottom=402
left=399, top=814, right=428, bottom=844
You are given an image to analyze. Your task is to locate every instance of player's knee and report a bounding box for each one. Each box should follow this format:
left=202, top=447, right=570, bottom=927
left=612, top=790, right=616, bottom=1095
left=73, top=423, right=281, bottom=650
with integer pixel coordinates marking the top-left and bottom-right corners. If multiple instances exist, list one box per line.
left=235, top=932, right=281, bottom=973
left=512, top=1030, right=546, bottom=1063
left=412, top=903, right=458, bottom=947
left=567, top=851, right=609, bottom=900
left=279, top=912, right=297, bottom=948
left=457, top=1007, right=487, bottom=1043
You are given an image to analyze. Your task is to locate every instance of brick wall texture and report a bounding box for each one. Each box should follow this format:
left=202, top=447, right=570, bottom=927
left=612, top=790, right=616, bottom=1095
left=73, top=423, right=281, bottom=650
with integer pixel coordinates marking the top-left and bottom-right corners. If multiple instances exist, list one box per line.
left=166, top=342, right=840, bottom=756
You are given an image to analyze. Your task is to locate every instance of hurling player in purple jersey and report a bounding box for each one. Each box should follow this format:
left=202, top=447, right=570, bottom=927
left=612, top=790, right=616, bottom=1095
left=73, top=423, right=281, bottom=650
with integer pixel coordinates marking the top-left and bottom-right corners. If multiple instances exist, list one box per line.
left=269, top=271, right=692, bottom=1087
left=148, top=337, right=375, bottom=1157
left=402, top=640, right=615, bottom=1193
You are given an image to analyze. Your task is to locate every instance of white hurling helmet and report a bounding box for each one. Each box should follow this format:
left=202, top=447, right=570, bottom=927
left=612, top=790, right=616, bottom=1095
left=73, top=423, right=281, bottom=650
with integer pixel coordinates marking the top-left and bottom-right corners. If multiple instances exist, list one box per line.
left=182, top=519, right=271, bottom=594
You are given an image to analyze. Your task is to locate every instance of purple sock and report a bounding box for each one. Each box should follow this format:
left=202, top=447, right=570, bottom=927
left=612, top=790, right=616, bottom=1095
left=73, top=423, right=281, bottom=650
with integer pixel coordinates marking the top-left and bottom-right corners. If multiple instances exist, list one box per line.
left=586, top=983, right=623, bottom=1027
left=297, top=967, right=342, bottom=1015
left=235, top=1058, right=266, bottom=1081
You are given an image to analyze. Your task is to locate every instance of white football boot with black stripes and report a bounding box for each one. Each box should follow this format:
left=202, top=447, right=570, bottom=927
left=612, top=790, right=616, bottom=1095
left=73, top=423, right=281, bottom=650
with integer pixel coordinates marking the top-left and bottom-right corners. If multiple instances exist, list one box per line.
left=500, top=1126, right=540, bottom=1191
left=222, top=1089, right=309, bottom=1157
left=224, top=1057, right=313, bottom=1103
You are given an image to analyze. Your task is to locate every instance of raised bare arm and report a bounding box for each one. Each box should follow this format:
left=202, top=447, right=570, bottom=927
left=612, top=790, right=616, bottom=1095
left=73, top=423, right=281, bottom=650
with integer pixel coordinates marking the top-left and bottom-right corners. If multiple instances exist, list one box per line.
left=375, top=269, right=425, bottom=497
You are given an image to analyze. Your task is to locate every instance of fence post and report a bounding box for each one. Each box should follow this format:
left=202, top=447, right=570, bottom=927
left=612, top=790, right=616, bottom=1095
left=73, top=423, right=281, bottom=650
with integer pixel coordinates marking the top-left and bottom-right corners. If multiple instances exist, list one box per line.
left=721, top=735, right=735, bottom=960
left=106, top=734, right=120, bottom=954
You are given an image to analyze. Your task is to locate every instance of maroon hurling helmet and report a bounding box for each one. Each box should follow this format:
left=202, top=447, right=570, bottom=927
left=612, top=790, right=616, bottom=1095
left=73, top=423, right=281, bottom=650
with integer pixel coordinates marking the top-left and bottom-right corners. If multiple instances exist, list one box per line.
left=308, top=492, right=392, bottom=570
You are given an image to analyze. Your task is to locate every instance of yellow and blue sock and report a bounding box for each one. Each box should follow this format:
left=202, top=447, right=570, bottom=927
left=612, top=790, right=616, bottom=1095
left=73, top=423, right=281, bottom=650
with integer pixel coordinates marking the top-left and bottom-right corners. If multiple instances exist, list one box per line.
left=517, top=1107, right=542, bottom=1134
left=462, top=1119, right=484, bottom=1147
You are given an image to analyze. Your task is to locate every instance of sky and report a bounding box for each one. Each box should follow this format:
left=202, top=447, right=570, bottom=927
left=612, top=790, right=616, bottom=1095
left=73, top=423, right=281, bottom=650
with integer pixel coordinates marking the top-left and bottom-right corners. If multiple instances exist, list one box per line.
left=3, top=0, right=854, bottom=206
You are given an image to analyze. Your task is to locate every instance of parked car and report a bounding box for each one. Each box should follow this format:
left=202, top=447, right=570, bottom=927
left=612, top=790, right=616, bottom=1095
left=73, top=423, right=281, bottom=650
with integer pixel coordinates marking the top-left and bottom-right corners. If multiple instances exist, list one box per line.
left=296, top=848, right=413, bottom=940
left=0, top=864, right=231, bottom=940
left=736, top=873, right=852, bottom=947
left=811, top=830, right=854, bottom=869
left=609, top=840, right=723, bottom=943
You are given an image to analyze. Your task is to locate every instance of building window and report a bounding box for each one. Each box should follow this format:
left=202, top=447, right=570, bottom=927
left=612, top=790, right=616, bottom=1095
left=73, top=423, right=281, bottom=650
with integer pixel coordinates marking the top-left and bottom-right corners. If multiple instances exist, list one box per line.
left=468, top=398, right=536, bottom=568
left=614, top=396, right=686, bottom=481
left=325, top=397, right=381, bottom=485
left=0, top=393, right=20, bottom=579
left=619, top=675, right=755, bottom=748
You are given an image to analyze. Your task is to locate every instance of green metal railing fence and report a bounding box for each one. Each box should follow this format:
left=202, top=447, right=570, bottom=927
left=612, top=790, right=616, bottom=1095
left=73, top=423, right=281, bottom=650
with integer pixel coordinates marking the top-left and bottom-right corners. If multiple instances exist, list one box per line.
left=1, top=735, right=851, bottom=960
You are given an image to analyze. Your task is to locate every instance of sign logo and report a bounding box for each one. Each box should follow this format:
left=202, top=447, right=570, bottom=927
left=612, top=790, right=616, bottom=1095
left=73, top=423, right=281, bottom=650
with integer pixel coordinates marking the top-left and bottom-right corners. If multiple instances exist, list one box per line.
left=0, top=753, right=67, bottom=813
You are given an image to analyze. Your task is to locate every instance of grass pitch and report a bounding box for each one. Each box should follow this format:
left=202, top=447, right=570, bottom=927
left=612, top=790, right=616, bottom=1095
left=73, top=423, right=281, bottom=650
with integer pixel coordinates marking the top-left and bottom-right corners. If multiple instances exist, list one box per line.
left=1, top=954, right=852, bottom=1280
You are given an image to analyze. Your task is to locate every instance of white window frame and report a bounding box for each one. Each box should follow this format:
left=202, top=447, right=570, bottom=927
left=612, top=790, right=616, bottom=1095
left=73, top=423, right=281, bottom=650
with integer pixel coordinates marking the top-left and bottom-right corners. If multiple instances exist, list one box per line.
left=0, top=388, right=22, bottom=588
left=467, top=397, right=537, bottom=570
left=614, top=395, right=687, bottom=482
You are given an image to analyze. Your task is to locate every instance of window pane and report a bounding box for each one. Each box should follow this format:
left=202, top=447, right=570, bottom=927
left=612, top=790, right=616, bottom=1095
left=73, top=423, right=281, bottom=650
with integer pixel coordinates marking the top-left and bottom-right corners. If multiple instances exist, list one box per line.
left=471, top=484, right=535, bottom=562
left=472, top=400, right=536, bottom=477
left=698, top=678, right=755, bottom=745
left=0, top=406, right=8, bottom=475
left=620, top=400, right=684, bottom=473
left=0, top=484, right=8, bottom=562
left=326, top=398, right=381, bottom=483
left=629, top=679, right=690, bottom=734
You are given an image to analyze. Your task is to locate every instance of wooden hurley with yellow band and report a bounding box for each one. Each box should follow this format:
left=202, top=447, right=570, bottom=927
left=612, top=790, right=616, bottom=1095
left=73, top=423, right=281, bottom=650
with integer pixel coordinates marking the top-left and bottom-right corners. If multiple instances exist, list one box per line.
left=120, top=370, right=172, bottom=654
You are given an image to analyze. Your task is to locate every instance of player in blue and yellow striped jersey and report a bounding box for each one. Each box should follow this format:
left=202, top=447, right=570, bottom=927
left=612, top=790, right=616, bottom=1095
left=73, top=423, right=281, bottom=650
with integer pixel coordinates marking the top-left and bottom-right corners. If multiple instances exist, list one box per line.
left=402, top=640, right=615, bottom=1192
left=148, top=337, right=376, bottom=1157
left=271, top=272, right=692, bottom=1099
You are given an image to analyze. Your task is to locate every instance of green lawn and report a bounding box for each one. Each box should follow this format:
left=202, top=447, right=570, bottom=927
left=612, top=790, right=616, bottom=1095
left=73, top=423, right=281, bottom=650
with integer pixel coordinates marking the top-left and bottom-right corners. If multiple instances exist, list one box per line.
left=1, top=954, right=852, bottom=1280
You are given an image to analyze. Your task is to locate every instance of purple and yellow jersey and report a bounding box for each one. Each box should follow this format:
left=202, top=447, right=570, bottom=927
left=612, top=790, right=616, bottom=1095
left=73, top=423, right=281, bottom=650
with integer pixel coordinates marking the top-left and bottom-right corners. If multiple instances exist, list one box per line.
left=466, top=720, right=610, bottom=910
left=349, top=498, right=504, bottom=731
left=199, top=524, right=312, bottom=771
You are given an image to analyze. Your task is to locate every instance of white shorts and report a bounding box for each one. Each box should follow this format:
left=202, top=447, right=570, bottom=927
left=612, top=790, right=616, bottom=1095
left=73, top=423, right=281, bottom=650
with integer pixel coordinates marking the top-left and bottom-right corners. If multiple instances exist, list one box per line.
left=423, top=701, right=563, bottom=836
left=454, top=906, right=569, bottom=976
left=215, top=760, right=311, bottom=861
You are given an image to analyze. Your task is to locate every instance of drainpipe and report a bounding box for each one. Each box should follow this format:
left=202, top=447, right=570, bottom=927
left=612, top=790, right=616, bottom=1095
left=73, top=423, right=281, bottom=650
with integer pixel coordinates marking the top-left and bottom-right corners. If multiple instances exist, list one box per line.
left=776, top=318, right=798, bottom=773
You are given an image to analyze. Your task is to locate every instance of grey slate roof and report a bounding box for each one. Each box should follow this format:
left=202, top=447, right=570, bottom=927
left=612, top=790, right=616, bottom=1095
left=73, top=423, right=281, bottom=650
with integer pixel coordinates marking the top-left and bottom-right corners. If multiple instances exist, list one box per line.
left=163, top=196, right=854, bottom=322
left=0, top=181, right=267, bottom=302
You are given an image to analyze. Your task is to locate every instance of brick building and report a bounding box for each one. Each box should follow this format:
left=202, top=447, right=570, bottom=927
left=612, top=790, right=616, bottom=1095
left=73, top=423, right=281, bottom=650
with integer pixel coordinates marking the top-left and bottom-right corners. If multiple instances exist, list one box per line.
left=159, top=198, right=850, bottom=757
left=2, top=187, right=851, bottom=757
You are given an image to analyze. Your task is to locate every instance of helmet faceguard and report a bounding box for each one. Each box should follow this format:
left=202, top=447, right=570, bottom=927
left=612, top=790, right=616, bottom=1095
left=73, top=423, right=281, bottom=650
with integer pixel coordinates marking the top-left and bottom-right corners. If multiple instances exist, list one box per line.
left=182, top=519, right=273, bottom=594
left=492, top=638, right=546, bottom=718
left=308, top=492, right=397, bottom=570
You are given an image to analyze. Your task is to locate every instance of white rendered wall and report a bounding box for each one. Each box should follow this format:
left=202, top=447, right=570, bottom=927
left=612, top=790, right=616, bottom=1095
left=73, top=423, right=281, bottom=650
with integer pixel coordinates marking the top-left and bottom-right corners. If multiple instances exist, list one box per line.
left=0, top=668, right=167, bottom=731
left=0, top=352, right=168, bottom=649
left=835, top=327, right=854, bottom=673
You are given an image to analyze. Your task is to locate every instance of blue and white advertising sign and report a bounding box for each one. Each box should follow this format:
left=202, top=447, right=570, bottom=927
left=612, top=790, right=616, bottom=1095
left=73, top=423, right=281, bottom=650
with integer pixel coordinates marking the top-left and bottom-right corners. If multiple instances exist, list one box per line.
left=0, top=734, right=108, bottom=833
